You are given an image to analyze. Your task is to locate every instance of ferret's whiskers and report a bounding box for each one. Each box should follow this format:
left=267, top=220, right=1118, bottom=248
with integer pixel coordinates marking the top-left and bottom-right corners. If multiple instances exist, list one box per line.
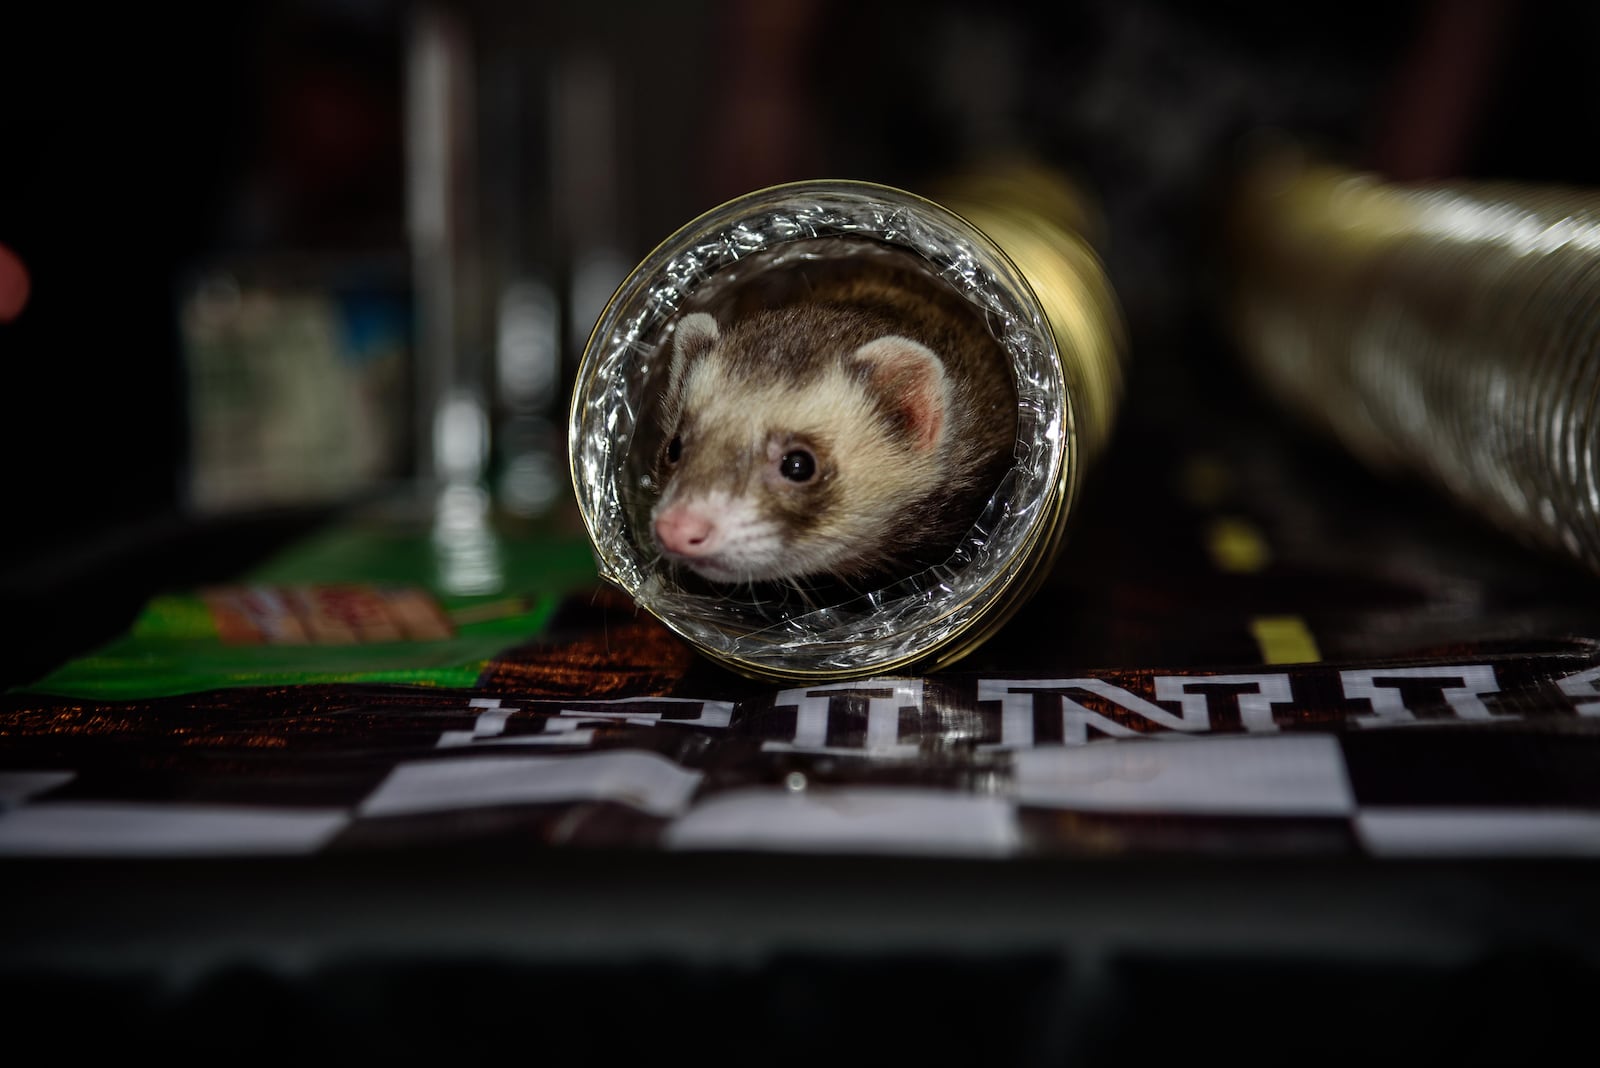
left=835, top=574, right=869, bottom=602
left=785, top=579, right=821, bottom=614
left=698, top=580, right=746, bottom=612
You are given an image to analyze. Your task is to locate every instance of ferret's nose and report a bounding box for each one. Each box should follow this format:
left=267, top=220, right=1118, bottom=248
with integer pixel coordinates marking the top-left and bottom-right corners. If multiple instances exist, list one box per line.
left=654, top=506, right=719, bottom=557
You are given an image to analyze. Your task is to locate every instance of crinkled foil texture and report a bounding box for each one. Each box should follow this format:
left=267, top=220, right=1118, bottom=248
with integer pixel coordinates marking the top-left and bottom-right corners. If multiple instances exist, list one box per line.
left=1232, top=158, right=1600, bottom=575
left=569, top=182, right=1066, bottom=676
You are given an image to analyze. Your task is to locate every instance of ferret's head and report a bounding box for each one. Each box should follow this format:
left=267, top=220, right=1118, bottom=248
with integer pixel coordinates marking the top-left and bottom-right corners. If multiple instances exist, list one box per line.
left=647, top=307, right=951, bottom=584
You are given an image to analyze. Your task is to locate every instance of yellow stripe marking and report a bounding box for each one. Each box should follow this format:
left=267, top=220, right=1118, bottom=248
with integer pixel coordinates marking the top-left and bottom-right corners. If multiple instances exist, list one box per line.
left=1250, top=616, right=1322, bottom=664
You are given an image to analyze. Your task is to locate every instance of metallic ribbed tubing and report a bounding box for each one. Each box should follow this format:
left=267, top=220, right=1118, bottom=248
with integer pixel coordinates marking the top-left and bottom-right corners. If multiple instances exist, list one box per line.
left=1230, top=150, right=1600, bottom=575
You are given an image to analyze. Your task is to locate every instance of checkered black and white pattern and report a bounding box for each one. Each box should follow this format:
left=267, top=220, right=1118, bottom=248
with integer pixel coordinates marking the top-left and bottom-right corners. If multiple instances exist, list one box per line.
left=5, top=651, right=1600, bottom=859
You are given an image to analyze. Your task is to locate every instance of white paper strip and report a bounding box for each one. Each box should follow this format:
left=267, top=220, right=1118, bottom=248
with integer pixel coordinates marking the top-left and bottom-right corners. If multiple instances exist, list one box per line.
left=0, top=770, right=74, bottom=807
left=0, top=802, right=349, bottom=856
left=1011, top=734, right=1356, bottom=816
left=1356, top=808, right=1600, bottom=857
left=664, top=787, right=1020, bottom=857
left=360, top=749, right=702, bottom=819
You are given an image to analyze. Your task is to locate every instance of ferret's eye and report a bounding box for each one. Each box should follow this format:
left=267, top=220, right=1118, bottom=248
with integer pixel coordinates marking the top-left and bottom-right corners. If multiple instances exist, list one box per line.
left=665, top=435, right=683, bottom=465
left=779, top=449, right=816, bottom=483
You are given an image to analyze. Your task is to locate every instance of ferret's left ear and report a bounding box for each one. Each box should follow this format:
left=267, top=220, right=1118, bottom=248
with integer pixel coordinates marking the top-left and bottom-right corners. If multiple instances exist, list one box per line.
left=853, top=335, right=949, bottom=452
left=668, top=312, right=720, bottom=398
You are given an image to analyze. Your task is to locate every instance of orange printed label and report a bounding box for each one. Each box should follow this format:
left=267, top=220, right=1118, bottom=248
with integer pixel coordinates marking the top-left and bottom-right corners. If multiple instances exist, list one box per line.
left=202, top=585, right=454, bottom=645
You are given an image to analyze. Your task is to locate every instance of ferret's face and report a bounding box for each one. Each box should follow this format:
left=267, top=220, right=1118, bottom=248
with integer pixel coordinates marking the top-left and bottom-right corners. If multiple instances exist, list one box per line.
left=647, top=311, right=948, bottom=584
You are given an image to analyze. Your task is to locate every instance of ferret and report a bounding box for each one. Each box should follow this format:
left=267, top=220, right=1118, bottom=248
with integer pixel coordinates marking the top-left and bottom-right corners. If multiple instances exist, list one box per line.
left=645, top=254, right=1017, bottom=589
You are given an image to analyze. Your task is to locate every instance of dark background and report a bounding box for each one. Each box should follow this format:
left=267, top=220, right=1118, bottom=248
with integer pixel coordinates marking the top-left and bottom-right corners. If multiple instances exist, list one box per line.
left=5, top=4, right=1600, bottom=1058
left=1, top=0, right=1597, bottom=660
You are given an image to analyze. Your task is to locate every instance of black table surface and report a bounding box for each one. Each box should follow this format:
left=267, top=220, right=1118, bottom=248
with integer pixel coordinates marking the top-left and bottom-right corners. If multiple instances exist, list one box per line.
left=5, top=342, right=1600, bottom=1063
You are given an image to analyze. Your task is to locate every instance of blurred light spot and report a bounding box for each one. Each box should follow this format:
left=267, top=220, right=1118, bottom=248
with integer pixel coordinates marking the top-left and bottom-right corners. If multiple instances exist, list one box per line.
left=496, top=279, right=558, bottom=407
left=434, top=390, right=487, bottom=481
left=0, top=242, right=30, bottom=322
left=498, top=450, right=561, bottom=518
left=571, top=249, right=631, bottom=347
left=1207, top=517, right=1271, bottom=572
left=1409, top=192, right=1600, bottom=257
left=432, top=481, right=502, bottom=596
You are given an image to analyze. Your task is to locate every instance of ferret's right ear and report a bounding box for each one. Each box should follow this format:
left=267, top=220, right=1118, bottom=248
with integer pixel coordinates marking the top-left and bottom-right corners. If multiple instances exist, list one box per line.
left=853, top=335, right=950, bottom=452
left=668, top=313, right=720, bottom=398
